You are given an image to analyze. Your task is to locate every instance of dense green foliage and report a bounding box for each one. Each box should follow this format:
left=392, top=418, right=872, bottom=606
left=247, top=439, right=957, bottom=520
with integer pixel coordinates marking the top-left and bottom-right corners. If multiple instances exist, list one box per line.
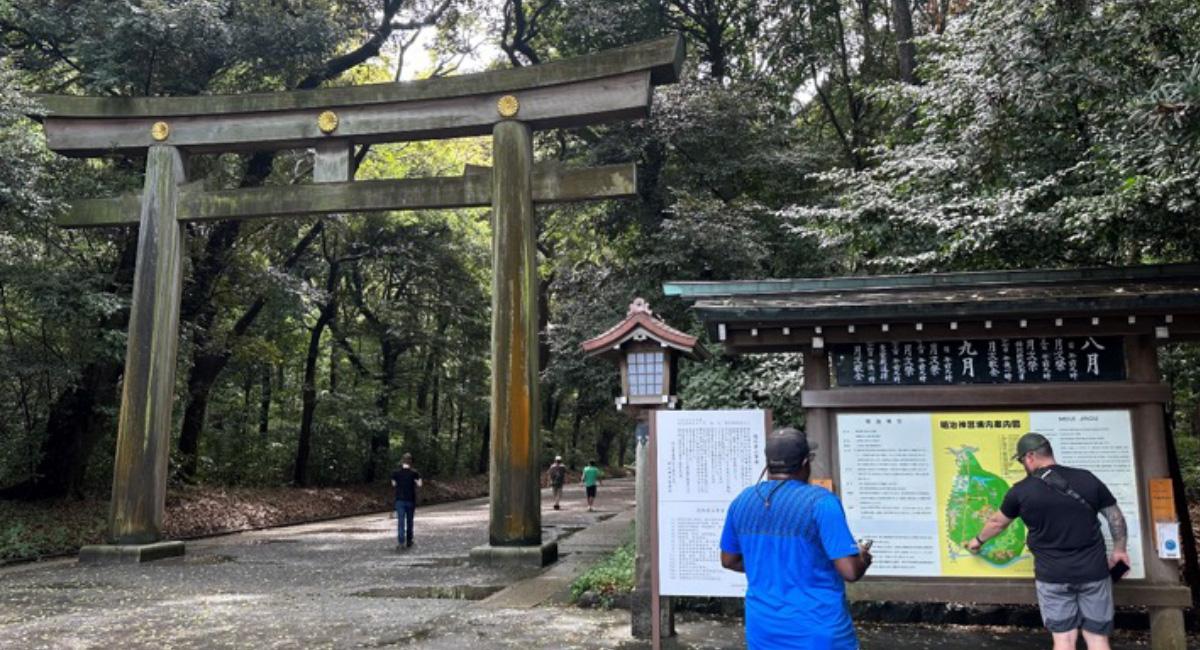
left=0, top=0, right=1197, bottom=499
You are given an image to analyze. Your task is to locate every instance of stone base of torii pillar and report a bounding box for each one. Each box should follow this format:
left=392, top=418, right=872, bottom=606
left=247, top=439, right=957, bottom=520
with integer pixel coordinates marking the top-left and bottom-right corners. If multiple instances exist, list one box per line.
left=468, top=542, right=558, bottom=568
left=78, top=541, right=185, bottom=565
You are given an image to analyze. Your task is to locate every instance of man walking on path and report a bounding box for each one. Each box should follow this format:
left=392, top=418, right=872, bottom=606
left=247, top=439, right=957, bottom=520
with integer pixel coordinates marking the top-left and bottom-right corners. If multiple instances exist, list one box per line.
left=967, top=433, right=1130, bottom=650
left=548, top=456, right=567, bottom=510
left=581, top=461, right=602, bottom=512
left=720, top=427, right=872, bottom=650
left=391, top=453, right=423, bottom=549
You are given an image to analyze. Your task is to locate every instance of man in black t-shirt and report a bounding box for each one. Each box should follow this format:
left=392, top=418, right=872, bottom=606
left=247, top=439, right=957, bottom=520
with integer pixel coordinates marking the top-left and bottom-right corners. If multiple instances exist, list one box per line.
left=967, top=433, right=1129, bottom=650
left=390, top=453, right=423, bottom=549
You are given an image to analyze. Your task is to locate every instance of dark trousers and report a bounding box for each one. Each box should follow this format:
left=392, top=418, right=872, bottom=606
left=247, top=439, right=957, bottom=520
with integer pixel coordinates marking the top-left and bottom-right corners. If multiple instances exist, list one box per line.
left=395, top=500, right=415, bottom=545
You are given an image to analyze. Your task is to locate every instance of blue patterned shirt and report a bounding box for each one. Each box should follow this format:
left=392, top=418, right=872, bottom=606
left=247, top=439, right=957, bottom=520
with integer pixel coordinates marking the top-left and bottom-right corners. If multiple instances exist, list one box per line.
left=720, top=481, right=861, bottom=650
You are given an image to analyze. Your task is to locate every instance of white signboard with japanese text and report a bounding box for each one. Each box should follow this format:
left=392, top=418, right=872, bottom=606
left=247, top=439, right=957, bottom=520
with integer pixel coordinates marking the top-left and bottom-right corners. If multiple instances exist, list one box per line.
left=655, top=409, right=767, bottom=597
left=838, top=409, right=1144, bottom=579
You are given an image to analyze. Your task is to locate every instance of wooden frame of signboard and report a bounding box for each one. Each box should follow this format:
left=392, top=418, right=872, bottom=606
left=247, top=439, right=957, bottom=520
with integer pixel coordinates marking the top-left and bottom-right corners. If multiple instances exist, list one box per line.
left=801, top=340, right=1190, bottom=608
left=663, top=265, right=1200, bottom=650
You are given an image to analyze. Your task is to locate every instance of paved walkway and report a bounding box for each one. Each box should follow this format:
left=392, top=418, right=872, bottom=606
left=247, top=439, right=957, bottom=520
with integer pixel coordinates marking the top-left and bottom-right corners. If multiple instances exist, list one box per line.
left=0, top=478, right=1190, bottom=649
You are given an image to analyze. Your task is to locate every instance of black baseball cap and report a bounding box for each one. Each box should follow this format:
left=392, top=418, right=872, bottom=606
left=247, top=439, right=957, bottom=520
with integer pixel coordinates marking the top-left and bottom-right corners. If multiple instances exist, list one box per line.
left=1012, top=433, right=1051, bottom=460
left=766, top=427, right=817, bottom=472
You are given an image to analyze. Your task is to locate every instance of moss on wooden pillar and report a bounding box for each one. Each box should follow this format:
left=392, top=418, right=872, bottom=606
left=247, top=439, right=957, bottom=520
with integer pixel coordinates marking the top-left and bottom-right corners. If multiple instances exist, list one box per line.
left=488, top=120, right=542, bottom=546
left=109, top=145, right=187, bottom=544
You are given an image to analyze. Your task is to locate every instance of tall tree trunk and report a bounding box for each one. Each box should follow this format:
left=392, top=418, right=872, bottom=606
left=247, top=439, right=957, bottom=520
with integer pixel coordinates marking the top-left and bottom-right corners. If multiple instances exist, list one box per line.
left=367, top=339, right=401, bottom=482
left=544, top=390, right=563, bottom=433
left=617, top=425, right=629, bottom=467
left=241, top=368, right=254, bottom=440
left=857, top=0, right=876, bottom=75
left=328, top=325, right=340, bottom=394
left=294, top=260, right=339, bottom=487
left=475, top=420, right=490, bottom=475
left=427, top=368, right=441, bottom=474
left=177, top=219, right=247, bottom=481
left=568, top=395, right=585, bottom=470
left=704, top=16, right=727, bottom=80
left=452, top=397, right=465, bottom=474
left=892, top=0, right=918, bottom=84
left=258, top=363, right=272, bottom=441
left=178, top=355, right=221, bottom=481
left=416, top=337, right=441, bottom=411
left=414, top=314, right=449, bottom=461
left=596, top=427, right=615, bottom=467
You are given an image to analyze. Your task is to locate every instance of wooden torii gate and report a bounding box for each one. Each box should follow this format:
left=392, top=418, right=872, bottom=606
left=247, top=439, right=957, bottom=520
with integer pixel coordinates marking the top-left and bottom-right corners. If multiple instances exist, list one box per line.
left=39, top=35, right=683, bottom=564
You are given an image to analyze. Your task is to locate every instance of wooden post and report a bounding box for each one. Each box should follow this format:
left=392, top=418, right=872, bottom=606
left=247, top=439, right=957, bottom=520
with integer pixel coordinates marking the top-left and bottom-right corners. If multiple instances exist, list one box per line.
left=108, top=145, right=187, bottom=544
left=650, top=412, right=662, bottom=650
left=488, top=120, right=541, bottom=546
left=633, top=412, right=674, bottom=638
left=1126, top=335, right=1188, bottom=650
left=633, top=414, right=653, bottom=636
left=803, top=347, right=834, bottom=483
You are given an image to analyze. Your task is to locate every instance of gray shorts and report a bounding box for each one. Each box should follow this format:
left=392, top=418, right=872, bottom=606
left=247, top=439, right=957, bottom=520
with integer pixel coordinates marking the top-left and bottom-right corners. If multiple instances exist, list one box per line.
left=1035, top=579, right=1113, bottom=635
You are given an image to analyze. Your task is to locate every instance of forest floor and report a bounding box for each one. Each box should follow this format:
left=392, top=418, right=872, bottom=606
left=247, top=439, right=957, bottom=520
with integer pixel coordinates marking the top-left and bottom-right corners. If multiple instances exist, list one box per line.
left=0, top=474, right=496, bottom=563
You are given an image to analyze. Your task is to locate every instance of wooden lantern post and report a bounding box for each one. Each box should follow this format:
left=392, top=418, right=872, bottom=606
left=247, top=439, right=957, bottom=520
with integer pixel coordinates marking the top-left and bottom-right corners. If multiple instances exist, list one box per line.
left=582, top=298, right=708, bottom=639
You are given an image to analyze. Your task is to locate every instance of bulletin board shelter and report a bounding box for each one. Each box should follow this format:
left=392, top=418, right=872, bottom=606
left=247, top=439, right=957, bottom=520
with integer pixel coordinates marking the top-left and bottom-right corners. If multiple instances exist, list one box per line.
left=664, top=263, right=1200, bottom=649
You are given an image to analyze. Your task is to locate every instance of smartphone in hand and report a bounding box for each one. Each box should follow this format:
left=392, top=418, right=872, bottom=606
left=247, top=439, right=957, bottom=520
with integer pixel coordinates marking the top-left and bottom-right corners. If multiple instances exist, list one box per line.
left=1110, top=559, right=1130, bottom=583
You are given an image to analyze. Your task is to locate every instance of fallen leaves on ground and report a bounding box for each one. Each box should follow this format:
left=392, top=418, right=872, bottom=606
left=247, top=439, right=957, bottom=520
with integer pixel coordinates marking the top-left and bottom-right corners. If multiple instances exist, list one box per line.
left=1, top=475, right=490, bottom=563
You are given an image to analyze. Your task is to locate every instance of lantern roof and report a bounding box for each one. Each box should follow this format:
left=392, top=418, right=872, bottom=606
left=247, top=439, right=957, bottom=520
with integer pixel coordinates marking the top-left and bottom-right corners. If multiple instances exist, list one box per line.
left=581, top=298, right=709, bottom=362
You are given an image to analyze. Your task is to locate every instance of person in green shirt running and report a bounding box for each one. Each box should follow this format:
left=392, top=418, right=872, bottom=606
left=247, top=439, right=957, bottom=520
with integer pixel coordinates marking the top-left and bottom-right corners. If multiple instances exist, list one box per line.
left=581, top=461, right=602, bottom=512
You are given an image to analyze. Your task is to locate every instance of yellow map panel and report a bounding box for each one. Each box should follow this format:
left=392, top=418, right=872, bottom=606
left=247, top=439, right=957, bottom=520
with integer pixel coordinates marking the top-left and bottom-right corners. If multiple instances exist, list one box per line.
left=932, top=412, right=1034, bottom=577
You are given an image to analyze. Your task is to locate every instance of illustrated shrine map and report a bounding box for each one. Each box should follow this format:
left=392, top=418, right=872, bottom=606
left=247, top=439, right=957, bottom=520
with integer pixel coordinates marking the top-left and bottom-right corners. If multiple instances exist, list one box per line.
left=839, top=411, right=1145, bottom=579
left=932, top=414, right=1032, bottom=576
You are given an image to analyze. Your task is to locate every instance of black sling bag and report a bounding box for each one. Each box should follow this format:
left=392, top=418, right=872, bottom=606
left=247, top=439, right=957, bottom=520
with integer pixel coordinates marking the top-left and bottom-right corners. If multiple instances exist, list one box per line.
left=1033, top=467, right=1094, bottom=514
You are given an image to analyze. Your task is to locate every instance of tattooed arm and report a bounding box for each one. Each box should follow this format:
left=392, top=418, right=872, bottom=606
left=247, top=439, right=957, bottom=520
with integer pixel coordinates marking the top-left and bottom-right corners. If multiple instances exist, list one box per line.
left=1101, top=504, right=1127, bottom=552
left=1101, top=503, right=1131, bottom=567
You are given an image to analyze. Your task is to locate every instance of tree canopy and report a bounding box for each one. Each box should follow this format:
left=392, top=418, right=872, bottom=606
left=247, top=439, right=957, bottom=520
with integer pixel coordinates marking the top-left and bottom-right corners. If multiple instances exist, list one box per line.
left=0, top=0, right=1197, bottom=498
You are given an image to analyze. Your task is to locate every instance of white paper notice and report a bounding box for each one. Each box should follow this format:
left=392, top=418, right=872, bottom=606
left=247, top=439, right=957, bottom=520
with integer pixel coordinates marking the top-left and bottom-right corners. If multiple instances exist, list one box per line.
left=838, top=413, right=942, bottom=576
left=1028, top=411, right=1145, bottom=579
left=655, top=410, right=766, bottom=597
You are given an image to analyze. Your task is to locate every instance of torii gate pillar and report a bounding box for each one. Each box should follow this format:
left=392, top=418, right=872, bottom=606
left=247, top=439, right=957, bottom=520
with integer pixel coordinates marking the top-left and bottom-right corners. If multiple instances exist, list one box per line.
left=485, top=120, right=545, bottom=550
left=80, top=146, right=188, bottom=563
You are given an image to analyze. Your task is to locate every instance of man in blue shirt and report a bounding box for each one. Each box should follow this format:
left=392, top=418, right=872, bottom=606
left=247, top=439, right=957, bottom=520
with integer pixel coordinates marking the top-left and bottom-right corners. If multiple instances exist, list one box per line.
left=721, top=427, right=872, bottom=650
